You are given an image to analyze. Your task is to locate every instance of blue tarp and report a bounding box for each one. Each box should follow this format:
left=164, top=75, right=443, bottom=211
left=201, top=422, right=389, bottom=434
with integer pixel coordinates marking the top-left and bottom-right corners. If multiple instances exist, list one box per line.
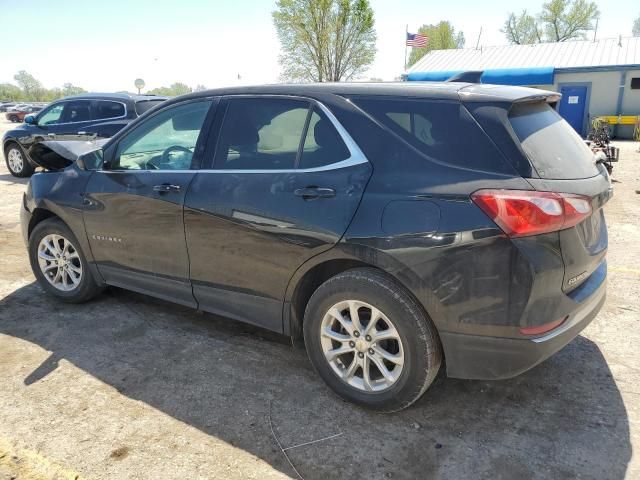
left=406, top=67, right=555, bottom=86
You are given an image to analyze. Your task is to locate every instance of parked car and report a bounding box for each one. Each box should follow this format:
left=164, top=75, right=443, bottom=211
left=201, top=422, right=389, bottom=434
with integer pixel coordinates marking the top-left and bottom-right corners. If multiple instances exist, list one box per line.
left=21, top=83, right=610, bottom=412
left=0, top=102, right=17, bottom=112
left=2, top=92, right=166, bottom=177
left=6, top=105, right=43, bottom=123
left=6, top=103, right=33, bottom=112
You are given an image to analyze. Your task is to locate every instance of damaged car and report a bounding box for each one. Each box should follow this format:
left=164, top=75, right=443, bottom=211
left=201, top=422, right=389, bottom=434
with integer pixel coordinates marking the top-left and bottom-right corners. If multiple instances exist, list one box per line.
left=21, top=83, right=611, bottom=411
left=3, top=92, right=166, bottom=177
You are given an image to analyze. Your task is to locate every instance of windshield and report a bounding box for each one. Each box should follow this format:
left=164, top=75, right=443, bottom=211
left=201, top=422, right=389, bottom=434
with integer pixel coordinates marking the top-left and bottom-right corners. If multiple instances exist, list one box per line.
left=509, top=102, right=599, bottom=180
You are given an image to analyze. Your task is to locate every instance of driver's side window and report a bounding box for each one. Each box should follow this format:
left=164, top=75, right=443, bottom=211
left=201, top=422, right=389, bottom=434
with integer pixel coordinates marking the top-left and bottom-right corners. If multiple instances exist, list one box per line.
left=38, top=103, right=65, bottom=125
left=113, top=100, right=212, bottom=171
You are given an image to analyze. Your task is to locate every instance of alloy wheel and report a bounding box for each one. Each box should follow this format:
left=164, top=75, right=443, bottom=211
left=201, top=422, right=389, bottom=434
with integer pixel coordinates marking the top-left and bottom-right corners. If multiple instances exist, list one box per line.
left=320, top=300, right=405, bottom=392
left=7, top=148, right=24, bottom=173
left=37, top=234, right=83, bottom=291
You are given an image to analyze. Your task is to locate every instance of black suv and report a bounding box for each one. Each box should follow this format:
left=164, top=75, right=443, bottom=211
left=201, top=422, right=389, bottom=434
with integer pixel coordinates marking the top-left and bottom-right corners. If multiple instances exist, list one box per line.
left=3, top=92, right=166, bottom=177
left=21, top=83, right=610, bottom=411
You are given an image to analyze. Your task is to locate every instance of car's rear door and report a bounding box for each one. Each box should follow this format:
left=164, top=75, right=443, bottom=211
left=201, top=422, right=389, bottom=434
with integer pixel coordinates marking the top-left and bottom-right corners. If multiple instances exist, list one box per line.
left=83, top=99, right=215, bottom=306
left=184, top=95, right=372, bottom=332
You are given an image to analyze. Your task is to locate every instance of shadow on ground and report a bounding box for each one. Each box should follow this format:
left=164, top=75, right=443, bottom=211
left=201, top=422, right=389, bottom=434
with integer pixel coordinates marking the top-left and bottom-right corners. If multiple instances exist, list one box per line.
left=0, top=282, right=631, bottom=479
left=0, top=173, right=30, bottom=185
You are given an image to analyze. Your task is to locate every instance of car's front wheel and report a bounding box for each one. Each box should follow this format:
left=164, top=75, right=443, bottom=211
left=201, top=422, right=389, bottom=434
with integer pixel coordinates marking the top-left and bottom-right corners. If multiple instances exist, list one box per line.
left=303, top=268, right=442, bottom=412
left=28, top=218, right=104, bottom=303
left=4, top=142, right=34, bottom=177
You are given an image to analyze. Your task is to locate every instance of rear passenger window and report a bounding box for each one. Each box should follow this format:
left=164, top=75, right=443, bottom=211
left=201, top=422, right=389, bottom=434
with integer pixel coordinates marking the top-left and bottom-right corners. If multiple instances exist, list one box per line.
left=351, top=97, right=512, bottom=173
left=215, top=98, right=309, bottom=170
left=214, top=98, right=350, bottom=170
left=95, top=101, right=125, bottom=120
left=61, top=101, right=91, bottom=123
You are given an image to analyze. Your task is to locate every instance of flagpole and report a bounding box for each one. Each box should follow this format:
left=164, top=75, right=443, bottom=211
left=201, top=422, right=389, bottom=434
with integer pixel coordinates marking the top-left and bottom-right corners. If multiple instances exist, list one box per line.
left=404, top=24, right=408, bottom=72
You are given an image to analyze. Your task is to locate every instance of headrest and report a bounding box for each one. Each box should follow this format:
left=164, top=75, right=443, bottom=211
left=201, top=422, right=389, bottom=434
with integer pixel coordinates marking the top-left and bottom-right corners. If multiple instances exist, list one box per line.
left=227, top=113, right=259, bottom=146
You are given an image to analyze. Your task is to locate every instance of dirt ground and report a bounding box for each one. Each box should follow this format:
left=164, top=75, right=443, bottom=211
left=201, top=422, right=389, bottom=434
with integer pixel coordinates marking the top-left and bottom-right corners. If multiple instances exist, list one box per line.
left=0, top=117, right=638, bottom=480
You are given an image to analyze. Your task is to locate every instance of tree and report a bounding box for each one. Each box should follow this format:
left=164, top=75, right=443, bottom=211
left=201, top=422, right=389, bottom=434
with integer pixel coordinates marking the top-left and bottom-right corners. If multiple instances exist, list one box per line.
left=501, top=11, right=542, bottom=44
left=148, top=82, right=193, bottom=96
left=407, top=21, right=465, bottom=67
left=0, top=83, right=25, bottom=102
left=273, top=0, right=377, bottom=82
left=540, top=0, right=599, bottom=41
left=1, top=72, right=87, bottom=102
left=194, top=84, right=207, bottom=92
left=62, top=83, right=87, bottom=97
left=502, top=0, right=599, bottom=44
left=633, top=14, right=640, bottom=36
left=13, top=70, right=44, bottom=101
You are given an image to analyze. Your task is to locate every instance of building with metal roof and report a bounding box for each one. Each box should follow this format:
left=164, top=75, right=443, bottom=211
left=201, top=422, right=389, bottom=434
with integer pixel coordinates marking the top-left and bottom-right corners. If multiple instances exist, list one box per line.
left=406, top=37, right=640, bottom=139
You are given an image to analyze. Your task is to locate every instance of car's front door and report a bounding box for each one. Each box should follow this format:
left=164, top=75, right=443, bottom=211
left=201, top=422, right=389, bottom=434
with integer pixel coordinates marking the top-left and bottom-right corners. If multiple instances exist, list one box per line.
left=83, top=99, right=214, bottom=306
left=184, top=96, right=372, bottom=332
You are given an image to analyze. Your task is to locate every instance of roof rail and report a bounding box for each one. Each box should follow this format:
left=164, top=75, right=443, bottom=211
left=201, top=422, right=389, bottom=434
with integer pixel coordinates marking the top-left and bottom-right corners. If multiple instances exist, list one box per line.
left=445, top=71, right=483, bottom=83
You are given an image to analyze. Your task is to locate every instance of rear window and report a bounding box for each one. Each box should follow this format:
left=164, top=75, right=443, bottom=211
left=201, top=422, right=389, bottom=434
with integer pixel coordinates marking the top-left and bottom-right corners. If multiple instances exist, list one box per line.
left=135, top=99, right=165, bottom=116
left=351, top=97, right=513, bottom=174
left=95, top=101, right=125, bottom=120
left=509, top=102, right=598, bottom=179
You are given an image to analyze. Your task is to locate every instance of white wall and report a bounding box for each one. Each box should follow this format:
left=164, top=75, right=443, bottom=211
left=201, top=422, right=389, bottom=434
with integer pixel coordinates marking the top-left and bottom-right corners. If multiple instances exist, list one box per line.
left=547, top=70, right=640, bottom=139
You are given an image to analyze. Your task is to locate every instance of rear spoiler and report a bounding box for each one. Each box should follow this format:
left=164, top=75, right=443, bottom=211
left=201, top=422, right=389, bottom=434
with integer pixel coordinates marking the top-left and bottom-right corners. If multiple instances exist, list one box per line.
left=458, top=84, right=561, bottom=104
left=445, top=71, right=483, bottom=83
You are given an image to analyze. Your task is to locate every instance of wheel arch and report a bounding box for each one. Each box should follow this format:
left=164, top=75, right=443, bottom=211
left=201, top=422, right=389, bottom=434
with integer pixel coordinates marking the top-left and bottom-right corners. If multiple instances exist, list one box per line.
left=28, top=207, right=61, bottom=239
left=284, top=245, right=442, bottom=349
left=27, top=205, right=105, bottom=287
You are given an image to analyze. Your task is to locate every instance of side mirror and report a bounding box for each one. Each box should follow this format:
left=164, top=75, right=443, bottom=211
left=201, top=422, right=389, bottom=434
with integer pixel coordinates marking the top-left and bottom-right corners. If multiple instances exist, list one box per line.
left=77, top=149, right=103, bottom=171
left=24, top=115, right=36, bottom=125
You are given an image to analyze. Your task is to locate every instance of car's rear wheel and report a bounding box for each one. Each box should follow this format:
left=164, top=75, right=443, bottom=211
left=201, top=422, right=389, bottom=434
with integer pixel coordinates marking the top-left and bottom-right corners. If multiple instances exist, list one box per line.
left=4, top=142, right=34, bottom=177
left=28, top=218, right=103, bottom=303
left=303, top=268, right=442, bottom=412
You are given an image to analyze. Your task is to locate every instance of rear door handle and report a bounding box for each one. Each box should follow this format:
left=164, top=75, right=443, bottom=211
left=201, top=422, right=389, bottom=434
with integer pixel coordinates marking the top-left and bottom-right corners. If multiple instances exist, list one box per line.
left=294, top=187, right=336, bottom=200
left=153, top=183, right=181, bottom=193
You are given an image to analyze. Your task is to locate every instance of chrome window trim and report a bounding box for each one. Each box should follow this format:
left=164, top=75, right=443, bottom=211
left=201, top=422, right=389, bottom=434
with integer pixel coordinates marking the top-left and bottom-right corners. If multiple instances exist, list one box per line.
left=36, top=99, right=127, bottom=126
left=101, top=156, right=365, bottom=175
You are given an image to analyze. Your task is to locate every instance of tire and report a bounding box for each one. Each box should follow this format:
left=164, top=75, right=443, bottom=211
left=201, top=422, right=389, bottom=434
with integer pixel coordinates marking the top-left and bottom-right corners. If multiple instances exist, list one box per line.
left=28, top=218, right=104, bottom=303
left=4, top=142, right=34, bottom=177
left=303, top=268, right=442, bottom=412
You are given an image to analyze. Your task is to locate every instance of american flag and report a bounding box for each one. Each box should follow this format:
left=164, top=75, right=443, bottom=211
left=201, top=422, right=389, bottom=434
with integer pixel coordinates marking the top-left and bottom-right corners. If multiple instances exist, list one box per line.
left=406, top=32, right=428, bottom=48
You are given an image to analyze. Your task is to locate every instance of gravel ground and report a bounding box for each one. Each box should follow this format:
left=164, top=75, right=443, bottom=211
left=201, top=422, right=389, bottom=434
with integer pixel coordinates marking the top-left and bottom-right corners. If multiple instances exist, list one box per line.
left=0, top=118, right=638, bottom=479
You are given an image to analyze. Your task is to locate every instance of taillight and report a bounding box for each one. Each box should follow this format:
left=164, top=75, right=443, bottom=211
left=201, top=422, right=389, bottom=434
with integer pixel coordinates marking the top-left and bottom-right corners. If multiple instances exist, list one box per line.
left=519, top=316, right=568, bottom=335
left=471, top=189, right=592, bottom=238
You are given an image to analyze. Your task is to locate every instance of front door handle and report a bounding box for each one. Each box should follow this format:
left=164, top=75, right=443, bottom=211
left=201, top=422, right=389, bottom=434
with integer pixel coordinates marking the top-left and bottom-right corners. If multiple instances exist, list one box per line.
left=294, top=187, right=336, bottom=200
left=153, top=183, right=181, bottom=193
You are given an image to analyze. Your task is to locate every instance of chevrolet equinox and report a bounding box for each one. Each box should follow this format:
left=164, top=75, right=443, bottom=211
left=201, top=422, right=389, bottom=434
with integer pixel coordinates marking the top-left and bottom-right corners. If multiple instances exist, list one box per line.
left=21, top=83, right=611, bottom=412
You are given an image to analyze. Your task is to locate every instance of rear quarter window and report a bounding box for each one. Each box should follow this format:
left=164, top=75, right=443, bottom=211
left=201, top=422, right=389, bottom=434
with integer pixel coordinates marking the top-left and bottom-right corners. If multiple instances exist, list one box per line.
left=508, top=102, right=599, bottom=179
left=350, top=97, right=514, bottom=174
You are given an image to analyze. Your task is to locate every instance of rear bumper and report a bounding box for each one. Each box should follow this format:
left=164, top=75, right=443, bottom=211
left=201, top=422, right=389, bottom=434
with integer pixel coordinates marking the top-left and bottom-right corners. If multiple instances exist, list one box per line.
left=441, top=265, right=606, bottom=380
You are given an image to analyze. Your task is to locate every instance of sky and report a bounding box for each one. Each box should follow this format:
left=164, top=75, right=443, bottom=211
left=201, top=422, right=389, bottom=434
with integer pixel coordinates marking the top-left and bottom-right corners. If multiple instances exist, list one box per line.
left=0, top=0, right=638, bottom=92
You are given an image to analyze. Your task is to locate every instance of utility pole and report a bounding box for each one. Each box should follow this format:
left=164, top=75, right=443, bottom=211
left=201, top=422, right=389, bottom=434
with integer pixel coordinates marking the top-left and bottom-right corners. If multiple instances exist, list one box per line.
left=593, top=18, right=598, bottom=42
left=475, top=27, right=483, bottom=50
left=404, top=24, right=408, bottom=71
